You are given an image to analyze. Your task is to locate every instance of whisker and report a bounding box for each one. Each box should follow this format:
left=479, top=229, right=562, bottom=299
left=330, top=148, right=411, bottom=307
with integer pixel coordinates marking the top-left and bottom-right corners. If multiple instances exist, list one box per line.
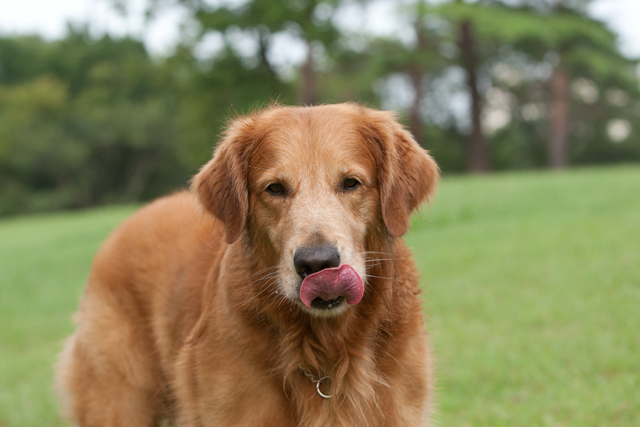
left=247, top=277, right=280, bottom=302
left=253, top=265, right=278, bottom=276
left=364, top=259, right=398, bottom=264
left=361, top=251, right=395, bottom=257
left=363, top=274, right=395, bottom=280
left=254, top=271, right=280, bottom=282
left=251, top=266, right=279, bottom=277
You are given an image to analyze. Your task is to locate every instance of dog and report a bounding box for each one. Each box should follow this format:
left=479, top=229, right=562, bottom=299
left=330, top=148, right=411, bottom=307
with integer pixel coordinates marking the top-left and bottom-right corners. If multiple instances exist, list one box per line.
left=55, top=103, right=440, bottom=426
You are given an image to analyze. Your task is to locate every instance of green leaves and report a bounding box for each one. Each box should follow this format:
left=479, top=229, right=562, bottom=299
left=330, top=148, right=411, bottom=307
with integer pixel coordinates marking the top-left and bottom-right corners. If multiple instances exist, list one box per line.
left=436, top=2, right=617, bottom=53
left=1, top=0, right=639, bottom=214
left=0, top=31, right=187, bottom=214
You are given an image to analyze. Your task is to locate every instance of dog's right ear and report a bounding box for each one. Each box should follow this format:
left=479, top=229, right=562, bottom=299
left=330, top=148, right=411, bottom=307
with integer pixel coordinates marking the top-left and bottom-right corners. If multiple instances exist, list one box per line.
left=191, top=116, right=256, bottom=244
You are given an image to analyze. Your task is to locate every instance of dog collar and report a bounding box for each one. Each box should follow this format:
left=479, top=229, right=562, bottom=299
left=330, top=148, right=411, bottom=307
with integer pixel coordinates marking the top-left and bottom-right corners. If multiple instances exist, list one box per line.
left=300, top=368, right=332, bottom=399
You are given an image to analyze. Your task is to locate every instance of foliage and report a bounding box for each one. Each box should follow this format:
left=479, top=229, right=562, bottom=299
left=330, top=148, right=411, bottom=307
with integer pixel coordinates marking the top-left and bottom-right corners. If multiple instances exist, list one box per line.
left=1, top=1, right=640, bottom=214
left=174, top=45, right=296, bottom=170
left=0, top=28, right=298, bottom=215
left=432, top=1, right=640, bottom=169
left=192, top=0, right=341, bottom=46
left=0, top=31, right=189, bottom=215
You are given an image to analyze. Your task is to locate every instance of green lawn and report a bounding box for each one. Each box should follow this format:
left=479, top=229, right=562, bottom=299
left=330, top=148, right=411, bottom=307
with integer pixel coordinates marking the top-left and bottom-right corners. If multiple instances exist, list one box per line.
left=1, top=166, right=639, bottom=426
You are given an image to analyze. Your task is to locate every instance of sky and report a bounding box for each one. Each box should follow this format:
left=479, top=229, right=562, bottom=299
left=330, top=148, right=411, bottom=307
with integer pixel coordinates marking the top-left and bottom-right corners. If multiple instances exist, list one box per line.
left=0, top=0, right=188, bottom=55
left=1, top=0, right=640, bottom=58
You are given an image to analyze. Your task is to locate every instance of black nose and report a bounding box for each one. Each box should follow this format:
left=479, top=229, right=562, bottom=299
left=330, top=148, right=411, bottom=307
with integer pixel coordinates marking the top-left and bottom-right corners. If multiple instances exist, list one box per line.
left=294, top=246, right=340, bottom=279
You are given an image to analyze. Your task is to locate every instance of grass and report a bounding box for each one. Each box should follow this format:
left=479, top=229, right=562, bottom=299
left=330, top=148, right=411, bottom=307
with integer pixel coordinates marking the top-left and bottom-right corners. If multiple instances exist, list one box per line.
left=1, top=165, right=639, bottom=426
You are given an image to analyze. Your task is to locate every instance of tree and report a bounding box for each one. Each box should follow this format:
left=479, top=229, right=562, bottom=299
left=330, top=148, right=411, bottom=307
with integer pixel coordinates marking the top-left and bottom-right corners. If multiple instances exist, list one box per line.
left=0, top=30, right=187, bottom=214
left=456, top=0, right=491, bottom=172
left=438, top=1, right=638, bottom=169
left=184, top=0, right=342, bottom=105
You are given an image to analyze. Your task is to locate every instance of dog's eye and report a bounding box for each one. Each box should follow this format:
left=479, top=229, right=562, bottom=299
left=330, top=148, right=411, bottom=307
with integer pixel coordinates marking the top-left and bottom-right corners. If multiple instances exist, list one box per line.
left=344, top=177, right=361, bottom=190
left=266, top=183, right=284, bottom=195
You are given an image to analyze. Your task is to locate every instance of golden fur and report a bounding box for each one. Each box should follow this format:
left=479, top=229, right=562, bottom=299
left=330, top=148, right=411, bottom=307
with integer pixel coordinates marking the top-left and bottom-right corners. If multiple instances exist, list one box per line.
left=55, top=103, right=440, bottom=426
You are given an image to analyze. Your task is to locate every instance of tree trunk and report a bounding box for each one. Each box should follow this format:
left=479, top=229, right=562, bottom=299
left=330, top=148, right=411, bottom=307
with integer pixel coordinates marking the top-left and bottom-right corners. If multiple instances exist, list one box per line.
left=409, top=64, right=424, bottom=146
left=460, top=20, right=490, bottom=173
left=549, top=59, right=569, bottom=169
left=301, top=41, right=316, bottom=105
left=409, top=16, right=428, bottom=146
left=258, top=26, right=276, bottom=78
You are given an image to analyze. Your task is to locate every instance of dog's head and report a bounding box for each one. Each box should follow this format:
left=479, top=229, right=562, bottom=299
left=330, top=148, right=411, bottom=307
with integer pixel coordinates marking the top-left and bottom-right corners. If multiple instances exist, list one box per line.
left=192, top=104, right=439, bottom=316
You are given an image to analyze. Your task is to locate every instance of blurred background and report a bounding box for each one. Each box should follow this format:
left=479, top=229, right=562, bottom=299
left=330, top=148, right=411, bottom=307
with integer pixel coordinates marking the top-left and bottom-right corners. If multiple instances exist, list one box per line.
left=1, top=0, right=639, bottom=215
left=2, top=2, right=640, bottom=426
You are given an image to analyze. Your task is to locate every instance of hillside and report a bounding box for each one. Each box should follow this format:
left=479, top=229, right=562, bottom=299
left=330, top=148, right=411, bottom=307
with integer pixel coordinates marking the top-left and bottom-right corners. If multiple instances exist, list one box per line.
left=1, top=166, right=639, bottom=426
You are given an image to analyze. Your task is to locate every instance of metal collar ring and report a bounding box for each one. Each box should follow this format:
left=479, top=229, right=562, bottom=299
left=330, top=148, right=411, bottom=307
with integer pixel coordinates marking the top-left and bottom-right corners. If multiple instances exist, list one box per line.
left=314, top=376, right=332, bottom=399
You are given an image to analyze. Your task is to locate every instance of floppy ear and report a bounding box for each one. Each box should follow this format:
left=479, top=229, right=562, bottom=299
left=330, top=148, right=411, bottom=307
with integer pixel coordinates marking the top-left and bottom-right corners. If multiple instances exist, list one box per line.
left=191, top=117, right=255, bottom=244
left=361, top=109, right=440, bottom=237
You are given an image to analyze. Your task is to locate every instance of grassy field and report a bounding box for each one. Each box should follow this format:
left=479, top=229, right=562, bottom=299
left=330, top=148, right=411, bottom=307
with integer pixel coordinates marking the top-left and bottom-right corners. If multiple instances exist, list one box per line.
left=1, top=166, right=639, bottom=426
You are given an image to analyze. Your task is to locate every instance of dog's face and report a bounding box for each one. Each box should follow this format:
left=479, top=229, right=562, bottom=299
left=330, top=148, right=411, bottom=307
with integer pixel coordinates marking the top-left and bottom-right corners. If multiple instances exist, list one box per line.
left=245, top=110, right=379, bottom=316
left=193, top=104, right=439, bottom=316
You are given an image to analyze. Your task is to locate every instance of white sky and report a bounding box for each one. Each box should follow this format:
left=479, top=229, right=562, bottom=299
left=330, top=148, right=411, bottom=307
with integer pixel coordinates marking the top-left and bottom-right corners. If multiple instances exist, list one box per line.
left=0, top=0, right=188, bottom=55
left=0, top=0, right=639, bottom=58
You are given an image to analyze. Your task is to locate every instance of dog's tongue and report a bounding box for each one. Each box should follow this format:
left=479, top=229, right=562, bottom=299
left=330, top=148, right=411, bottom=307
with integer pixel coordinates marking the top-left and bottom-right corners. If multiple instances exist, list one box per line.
left=299, top=264, right=364, bottom=308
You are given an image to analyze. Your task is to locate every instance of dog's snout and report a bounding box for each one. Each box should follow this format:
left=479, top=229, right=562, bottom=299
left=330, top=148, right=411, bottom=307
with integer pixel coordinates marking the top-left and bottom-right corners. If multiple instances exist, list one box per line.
left=294, top=246, right=340, bottom=279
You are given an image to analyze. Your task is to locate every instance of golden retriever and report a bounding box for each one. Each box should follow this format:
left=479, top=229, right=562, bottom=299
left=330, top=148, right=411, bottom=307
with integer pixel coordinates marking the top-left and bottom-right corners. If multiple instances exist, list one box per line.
left=55, top=103, right=440, bottom=426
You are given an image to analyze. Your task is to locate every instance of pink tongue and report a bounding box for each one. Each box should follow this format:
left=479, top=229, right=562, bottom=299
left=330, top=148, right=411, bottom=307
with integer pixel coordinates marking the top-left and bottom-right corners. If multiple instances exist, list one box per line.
left=299, top=264, right=364, bottom=308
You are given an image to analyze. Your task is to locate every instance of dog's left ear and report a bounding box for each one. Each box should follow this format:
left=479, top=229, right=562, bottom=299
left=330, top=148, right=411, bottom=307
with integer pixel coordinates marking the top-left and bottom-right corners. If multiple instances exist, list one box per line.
left=191, top=116, right=256, bottom=244
left=361, top=109, right=440, bottom=237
